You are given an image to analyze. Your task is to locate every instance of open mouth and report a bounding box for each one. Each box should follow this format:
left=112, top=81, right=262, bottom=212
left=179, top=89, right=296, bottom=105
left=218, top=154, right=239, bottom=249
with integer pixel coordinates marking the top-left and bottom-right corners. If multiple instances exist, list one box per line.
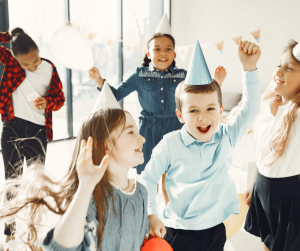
left=134, top=147, right=143, bottom=153
left=159, top=59, right=168, bottom=62
left=197, top=125, right=211, bottom=135
left=275, top=79, right=284, bottom=85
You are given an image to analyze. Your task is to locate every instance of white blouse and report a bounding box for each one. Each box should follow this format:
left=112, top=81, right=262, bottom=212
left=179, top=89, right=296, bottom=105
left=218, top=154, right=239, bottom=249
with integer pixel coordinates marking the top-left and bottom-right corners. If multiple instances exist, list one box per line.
left=255, top=99, right=300, bottom=177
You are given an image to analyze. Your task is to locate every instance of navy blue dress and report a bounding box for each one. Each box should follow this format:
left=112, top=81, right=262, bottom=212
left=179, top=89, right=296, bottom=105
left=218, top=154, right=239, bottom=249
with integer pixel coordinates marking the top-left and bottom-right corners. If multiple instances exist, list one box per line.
left=98, top=64, right=187, bottom=173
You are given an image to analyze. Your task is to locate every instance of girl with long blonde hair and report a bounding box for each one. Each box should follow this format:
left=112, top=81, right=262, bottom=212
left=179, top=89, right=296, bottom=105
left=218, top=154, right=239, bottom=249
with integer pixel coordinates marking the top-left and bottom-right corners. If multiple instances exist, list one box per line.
left=0, top=108, right=148, bottom=251
left=244, top=40, right=300, bottom=251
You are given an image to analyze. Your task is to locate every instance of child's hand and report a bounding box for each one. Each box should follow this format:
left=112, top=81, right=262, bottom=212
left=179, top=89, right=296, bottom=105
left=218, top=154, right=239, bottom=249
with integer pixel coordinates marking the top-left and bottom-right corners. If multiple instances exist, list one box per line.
left=88, top=67, right=104, bottom=89
left=35, top=97, right=47, bottom=110
left=213, top=66, right=227, bottom=87
left=245, top=184, right=254, bottom=207
left=77, top=137, right=110, bottom=190
left=238, top=40, right=261, bottom=71
left=148, top=214, right=166, bottom=238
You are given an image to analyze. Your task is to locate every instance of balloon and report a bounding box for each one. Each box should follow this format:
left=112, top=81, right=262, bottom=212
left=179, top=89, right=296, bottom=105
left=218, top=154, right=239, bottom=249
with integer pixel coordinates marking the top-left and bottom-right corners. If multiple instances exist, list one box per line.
left=223, top=193, right=248, bottom=238
left=141, top=235, right=173, bottom=251
left=50, top=26, right=94, bottom=71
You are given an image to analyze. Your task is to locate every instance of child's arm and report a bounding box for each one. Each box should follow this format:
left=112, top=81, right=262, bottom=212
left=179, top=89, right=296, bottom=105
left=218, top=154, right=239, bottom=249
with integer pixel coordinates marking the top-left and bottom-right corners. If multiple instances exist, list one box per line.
left=0, top=32, right=13, bottom=66
left=53, top=137, right=110, bottom=248
left=140, top=138, right=170, bottom=238
left=89, top=66, right=138, bottom=101
left=225, top=41, right=261, bottom=147
left=213, top=66, right=227, bottom=87
left=41, top=67, right=65, bottom=111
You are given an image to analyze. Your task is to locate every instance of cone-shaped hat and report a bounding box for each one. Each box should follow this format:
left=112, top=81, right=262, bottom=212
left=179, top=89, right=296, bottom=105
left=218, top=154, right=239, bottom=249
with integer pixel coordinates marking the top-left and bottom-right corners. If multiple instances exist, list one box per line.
left=155, top=13, right=171, bottom=34
left=92, top=81, right=121, bottom=113
left=185, top=40, right=212, bottom=85
left=293, top=43, right=300, bottom=61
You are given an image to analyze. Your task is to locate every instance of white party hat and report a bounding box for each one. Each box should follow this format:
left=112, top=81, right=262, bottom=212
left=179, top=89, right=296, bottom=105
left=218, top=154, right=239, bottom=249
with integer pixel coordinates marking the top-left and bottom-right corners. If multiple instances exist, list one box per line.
left=293, top=43, right=300, bottom=61
left=155, top=13, right=171, bottom=34
left=185, top=40, right=212, bottom=86
left=92, top=81, right=121, bottom=113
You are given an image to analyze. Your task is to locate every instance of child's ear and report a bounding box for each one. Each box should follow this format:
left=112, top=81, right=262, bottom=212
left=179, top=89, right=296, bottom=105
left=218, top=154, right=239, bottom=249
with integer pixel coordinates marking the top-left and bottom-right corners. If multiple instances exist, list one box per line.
left=176, top=109, right=185, bottom=124
left=147, top=51, right=151, bottom=59
left=220, top=105, right=224, bottom=116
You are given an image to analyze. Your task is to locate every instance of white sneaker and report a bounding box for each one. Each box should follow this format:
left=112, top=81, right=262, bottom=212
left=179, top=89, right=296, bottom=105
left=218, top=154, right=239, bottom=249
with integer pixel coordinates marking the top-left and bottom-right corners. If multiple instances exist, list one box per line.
left=3, top=240, right=20, bottom=251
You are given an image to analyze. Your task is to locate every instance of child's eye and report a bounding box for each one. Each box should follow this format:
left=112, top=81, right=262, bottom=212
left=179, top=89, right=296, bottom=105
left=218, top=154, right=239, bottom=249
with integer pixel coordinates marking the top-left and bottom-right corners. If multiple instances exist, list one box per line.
left=190, top=110, right=197, bottom=113
left=208, top=108, right=215, bottom=111
left=128, top=131, right=134, bottom=134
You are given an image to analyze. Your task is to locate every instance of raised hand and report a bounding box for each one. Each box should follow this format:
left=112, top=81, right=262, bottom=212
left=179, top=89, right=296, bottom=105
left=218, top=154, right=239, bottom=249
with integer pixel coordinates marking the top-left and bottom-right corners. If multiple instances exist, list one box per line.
left=238, top=40, right=261, bottom=71
left=88, top=67, right=104, bottom=88
left=76, top=137, right=110, bottom=189
left=213, top=66, right=227, bottom=87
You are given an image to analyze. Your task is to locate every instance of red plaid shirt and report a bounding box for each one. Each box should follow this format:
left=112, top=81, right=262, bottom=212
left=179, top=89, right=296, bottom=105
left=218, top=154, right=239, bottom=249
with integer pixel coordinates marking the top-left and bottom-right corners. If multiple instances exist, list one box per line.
left=0, top=32, right=65, bottom=141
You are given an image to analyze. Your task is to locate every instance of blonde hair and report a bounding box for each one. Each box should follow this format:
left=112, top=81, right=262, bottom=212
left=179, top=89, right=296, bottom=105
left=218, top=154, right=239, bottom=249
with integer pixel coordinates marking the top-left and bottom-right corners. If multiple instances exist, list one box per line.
left=0, top=109, right=127, bottom=250
left=262, top=40, right=300, bottom=167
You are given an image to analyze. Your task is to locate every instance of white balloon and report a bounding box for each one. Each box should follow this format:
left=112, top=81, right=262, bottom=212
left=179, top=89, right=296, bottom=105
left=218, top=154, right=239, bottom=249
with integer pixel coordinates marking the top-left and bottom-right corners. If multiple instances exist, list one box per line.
left=50, top=26, right=94, bottom=71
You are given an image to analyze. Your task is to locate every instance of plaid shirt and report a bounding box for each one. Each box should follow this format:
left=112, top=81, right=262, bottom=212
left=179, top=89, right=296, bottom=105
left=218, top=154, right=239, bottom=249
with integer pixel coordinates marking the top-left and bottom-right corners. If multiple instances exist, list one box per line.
left=0, top=32, right=65, bottom=140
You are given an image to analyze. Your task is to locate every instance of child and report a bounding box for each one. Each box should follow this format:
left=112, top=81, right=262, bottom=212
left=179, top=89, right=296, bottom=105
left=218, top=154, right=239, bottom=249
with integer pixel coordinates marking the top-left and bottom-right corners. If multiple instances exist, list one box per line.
left=0, top=108, right=149, bottom=251
left=140, top=40, right=261, bottom=251
left=88, top=33, right=227, bottom=177
left=244, top=40, right=300, bottom=251
left=0, top=27, right=65, bottom=247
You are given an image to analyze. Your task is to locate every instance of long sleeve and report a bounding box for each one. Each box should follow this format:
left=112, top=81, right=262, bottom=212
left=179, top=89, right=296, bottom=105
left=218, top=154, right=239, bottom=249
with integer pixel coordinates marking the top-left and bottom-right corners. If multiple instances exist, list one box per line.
left=41, top=199, right=98, bottom=251
left=97, top=68, right=139, bottom=101
left=0, top=32, right=12, bottom=66
left=225, top=70, right=261, bottom=148
left=140, top=138, right=170, bottom=215
left=44, top=67, right=65, bottom=111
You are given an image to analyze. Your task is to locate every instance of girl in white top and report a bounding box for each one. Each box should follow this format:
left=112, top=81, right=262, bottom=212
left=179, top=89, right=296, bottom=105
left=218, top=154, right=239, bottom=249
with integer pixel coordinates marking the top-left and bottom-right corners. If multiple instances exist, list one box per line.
left=244, top=40, right=300, bottom=251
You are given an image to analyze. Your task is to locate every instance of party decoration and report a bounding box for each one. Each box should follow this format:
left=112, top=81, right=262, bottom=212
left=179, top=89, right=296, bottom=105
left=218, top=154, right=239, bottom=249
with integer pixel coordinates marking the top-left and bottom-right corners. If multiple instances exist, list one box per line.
left=185, top=40, right=212, bottom=86
left=223, top=193, right=248, bottom=238
left=176, top=46, right=190, bottom=63
left=293, top=43, right=300, bottom=61
left=251, top=30, right=260, bottom=43
left=92, top=81, right=121, bottom=113
left=50, top=26, right=94, bottom=71
left=233, top=36, right=242, bottom=45
left=107, top=39, right=114, bottom=46
left=215, top=41, right=224, bottom=54
left=155, top=13, right=171, bottom=34
left=141, top=235, right=173, bottom=251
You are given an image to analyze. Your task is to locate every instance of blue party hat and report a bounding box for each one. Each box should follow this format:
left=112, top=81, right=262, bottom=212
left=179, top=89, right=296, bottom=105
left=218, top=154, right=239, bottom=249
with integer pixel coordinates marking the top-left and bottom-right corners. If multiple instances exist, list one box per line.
left=185, top=40, right=212, bottom=85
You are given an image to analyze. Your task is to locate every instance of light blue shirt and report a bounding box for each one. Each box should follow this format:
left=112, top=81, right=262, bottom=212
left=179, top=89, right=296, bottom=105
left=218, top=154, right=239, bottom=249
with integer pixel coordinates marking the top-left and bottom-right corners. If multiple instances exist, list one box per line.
left=140, top=70, right=260, bottom=231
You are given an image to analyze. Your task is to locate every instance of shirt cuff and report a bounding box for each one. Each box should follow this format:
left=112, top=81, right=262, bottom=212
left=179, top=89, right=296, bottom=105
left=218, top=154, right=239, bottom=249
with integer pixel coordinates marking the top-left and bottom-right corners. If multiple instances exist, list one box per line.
left=242, top=69, right=259, bottom=85
left=41, top=228, right=81, bottom=251
left=96, top=79, right=106, bottom=92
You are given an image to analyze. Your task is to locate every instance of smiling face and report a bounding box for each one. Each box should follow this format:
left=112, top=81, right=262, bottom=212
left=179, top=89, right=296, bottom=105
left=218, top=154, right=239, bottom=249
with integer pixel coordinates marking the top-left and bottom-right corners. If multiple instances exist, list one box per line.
left=15, top=49, right=41, bottom=72
left=111, top=112, right=146, bottom=168
left=176, top=91, right=223, bottom=142
left=271, top=49, right=300, bottom=100
left=147, top=35, right=176, bottom=72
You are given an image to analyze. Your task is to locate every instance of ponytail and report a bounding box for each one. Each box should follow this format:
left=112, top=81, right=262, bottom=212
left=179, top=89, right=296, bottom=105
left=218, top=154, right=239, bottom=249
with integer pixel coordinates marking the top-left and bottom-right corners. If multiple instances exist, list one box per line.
left=10, top=27, right=38, bottom=57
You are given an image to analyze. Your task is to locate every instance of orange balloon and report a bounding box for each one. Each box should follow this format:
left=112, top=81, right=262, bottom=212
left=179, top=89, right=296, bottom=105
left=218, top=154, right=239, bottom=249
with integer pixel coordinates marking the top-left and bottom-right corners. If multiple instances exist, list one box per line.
left=223, top=193, right=248, bottom=238
left=141, top=235, right=173, bottom=251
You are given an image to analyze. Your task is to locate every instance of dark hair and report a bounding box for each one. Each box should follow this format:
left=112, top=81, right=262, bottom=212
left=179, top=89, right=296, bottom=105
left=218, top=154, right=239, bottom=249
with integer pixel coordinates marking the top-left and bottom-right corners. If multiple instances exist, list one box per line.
left=142, top=33, right=176, bottom=67
left=175, top=80, right=223, bottom=112
left=10, top=27, right=38, bottom=57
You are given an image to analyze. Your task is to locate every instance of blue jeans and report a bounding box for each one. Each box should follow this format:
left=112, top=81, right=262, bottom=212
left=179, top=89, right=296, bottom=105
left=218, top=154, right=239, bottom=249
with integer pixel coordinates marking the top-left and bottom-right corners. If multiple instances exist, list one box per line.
left=1, top=117, right=47, bottom=235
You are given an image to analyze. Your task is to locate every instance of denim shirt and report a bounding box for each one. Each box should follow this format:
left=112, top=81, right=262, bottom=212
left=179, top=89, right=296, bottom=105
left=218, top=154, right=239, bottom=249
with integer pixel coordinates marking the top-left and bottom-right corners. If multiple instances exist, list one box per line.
left=99, top=64, right=187, bottom=118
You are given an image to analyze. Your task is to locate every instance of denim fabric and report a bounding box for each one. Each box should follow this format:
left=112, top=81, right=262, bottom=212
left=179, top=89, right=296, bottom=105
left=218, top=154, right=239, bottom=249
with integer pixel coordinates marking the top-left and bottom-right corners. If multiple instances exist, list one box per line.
left=98, top=64, right=187, bottom=173
left=1, top=117, right=47, bottom=235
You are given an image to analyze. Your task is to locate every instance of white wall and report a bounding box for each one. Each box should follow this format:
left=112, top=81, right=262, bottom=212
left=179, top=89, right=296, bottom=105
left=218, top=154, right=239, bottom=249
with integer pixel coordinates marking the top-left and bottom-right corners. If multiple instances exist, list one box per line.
left=172, top=0, right=300, bottom=93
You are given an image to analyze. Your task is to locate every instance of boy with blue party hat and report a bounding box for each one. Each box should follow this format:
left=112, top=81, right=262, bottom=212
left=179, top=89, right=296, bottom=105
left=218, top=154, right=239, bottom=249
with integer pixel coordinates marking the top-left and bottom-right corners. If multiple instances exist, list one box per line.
left=141, top=40, right=261, bottom=250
